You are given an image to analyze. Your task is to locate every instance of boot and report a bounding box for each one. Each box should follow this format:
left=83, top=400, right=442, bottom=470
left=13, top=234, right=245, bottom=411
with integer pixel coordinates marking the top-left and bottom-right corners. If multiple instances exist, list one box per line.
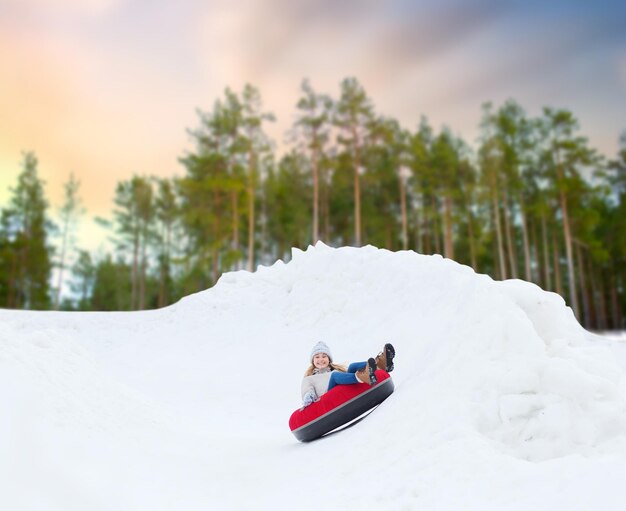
left=375, top=343, right=395, bottom=372
left=356, top=358, right=377, bottom=386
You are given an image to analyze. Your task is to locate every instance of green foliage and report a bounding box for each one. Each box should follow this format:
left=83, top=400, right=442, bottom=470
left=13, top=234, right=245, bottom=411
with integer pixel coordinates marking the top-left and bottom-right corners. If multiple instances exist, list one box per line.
left=90, top=255, right=131, bottom=311
left=70, top=249, right=96, bottom=310
left=5, top=81, right=626, bottom=328
left=0, top=151, right=52, bottom=309
left=54, top=172, right=84, bottom=309
left=265, top=151, right=312, bottom=258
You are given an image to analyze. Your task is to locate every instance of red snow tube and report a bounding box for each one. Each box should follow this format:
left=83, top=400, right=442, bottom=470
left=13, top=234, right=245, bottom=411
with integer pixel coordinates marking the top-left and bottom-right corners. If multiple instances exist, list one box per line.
left=289, top=370, right=394, bottom=442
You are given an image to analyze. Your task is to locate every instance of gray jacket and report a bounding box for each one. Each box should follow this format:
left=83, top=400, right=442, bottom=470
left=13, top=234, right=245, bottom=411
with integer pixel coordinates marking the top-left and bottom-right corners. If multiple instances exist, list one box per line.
left=301, top=367, right=333, bottom=400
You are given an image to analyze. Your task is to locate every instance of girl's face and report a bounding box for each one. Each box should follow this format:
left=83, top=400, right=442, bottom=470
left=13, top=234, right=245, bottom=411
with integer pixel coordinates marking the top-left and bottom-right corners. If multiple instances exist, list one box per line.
left=312, top=353, right=330, bottom=369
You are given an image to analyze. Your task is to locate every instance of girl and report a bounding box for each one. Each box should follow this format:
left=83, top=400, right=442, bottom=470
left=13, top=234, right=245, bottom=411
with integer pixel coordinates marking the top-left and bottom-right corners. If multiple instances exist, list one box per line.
left=300, top=341, right=395, bottom=408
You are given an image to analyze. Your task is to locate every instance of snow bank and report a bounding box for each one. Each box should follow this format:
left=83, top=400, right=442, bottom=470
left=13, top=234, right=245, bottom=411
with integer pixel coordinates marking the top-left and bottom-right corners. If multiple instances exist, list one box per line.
left=2, top=243, right=626, bottom=510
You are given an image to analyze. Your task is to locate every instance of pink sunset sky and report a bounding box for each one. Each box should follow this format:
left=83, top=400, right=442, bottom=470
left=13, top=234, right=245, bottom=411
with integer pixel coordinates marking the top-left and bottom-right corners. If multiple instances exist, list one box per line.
left=1, top=0, right=625, bottom=252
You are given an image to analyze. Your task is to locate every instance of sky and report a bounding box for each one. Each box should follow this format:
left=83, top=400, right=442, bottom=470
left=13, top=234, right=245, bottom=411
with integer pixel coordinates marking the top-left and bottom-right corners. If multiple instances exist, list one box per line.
left=1, top=0, right=625, bottom=253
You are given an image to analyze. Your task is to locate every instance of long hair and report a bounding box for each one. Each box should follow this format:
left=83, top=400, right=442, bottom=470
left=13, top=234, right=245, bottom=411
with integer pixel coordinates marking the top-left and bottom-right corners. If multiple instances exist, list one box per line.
left=303, top=362, right=347, bottom=377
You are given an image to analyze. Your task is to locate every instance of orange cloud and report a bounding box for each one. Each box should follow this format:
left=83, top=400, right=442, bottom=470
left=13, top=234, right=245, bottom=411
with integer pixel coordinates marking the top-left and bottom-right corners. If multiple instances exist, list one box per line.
left=1, top=0, right=123, bottom=16
left=2, top=0, right=623, bottom=254
left=0, top=22, right=195, bottom=216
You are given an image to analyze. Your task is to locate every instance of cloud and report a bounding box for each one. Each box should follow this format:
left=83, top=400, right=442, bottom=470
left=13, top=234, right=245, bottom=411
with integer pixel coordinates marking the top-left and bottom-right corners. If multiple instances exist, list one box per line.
left=619, top=55, right=626, bottom=87
left=192, top=0, right=513, bottom=148
left=196, top=0, right=507, bottom=84
left=0, top=23, right=194, bottom=214
left=2, top=0, right=624, bottom=228
left=0, top=0, right=123, bottom=15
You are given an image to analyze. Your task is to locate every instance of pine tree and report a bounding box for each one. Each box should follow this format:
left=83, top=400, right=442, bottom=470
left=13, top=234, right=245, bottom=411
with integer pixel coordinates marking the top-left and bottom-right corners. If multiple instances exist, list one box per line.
left=294, top=79, right=333, bottom=244
left=539, top=108, right=597, bottom=318
left=265, top=151, right=312, bottom=259
left=240, top=84, right=275, bottom=271
left=154, top=178, right=178, bottom=307
left=111, top=176, right=154, bottom=310
left=431, top=129, right=461, bottom=260
left=70, top=249, right=95, bottom=310
left=54, top=173, right=83, bottom=309
left=334, top=77, right=374, bottom=246
left=0, top=152, right=52, bottom=309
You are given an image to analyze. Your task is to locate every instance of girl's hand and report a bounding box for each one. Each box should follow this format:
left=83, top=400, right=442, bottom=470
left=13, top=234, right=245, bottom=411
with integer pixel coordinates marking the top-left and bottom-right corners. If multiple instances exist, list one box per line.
left=302, top=389, right=318, bottom=408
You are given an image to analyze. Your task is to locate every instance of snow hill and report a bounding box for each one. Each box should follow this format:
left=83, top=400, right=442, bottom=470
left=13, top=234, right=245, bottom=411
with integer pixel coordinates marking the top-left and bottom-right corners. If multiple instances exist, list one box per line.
left=2, top=243, right=626, bottom=511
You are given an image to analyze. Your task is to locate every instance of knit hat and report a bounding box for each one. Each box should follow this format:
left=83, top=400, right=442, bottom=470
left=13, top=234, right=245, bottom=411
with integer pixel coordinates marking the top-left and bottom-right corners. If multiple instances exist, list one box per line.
left=310, top=341, right=333, bottom=362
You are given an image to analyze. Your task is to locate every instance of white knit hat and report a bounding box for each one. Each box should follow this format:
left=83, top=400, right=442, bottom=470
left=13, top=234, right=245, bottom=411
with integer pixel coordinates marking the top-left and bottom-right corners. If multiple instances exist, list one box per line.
left=310, top=341, right=333, bottom=362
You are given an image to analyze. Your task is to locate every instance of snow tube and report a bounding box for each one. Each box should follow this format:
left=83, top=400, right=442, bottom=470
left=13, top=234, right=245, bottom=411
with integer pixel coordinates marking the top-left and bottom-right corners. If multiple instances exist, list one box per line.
left=289, top=370, right=394, bottom=442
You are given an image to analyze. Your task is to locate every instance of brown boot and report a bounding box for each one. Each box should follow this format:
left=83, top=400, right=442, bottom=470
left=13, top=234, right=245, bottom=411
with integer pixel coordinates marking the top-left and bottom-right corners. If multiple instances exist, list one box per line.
left=355, top=358, right=377, bottom=385
left=375, top=343, right=395, bottom=372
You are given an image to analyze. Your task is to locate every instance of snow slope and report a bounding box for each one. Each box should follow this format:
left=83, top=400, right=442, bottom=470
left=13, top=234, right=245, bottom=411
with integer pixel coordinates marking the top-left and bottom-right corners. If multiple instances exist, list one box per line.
left=2, top=243, right=626, bottom=510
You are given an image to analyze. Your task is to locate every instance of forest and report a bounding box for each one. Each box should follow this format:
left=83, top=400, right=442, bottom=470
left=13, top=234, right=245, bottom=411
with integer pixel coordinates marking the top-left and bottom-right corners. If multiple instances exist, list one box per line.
left=1, top=78, right=625, bottom=330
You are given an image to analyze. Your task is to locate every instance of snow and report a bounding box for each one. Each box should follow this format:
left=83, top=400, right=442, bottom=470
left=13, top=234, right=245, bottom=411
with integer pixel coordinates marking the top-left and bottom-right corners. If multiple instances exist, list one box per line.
left=2, top=242, right=626, bottom=510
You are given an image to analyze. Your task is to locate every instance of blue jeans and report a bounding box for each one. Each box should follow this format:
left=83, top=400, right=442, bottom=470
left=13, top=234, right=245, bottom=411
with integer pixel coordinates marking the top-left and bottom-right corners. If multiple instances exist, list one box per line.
left=327, top=362, right=367, bottom=391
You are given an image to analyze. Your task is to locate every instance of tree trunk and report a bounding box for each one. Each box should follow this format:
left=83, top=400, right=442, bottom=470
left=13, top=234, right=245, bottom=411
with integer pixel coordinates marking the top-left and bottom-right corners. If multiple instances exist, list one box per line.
left=552, top=231, right=563, bottom=297
left=230, top=190, right=239, bottom=268
left=519, top=202, right=531, bottom=282
left=503, top=190, right=517, bottom=279
left=352, top=126, right=362, bottom=247
left=492, top=238, right=501, bottom=280
left=490, top=170, right=506, bottom=280
left=597, top=275, right=609, bottom=330
left=139, top=232, right=146, bottom=310
left=553, top=146, right=579, bottom=317
left=260, top=182, right=269, bottom=264
left=586, top=255, right=602, bottom=330
left=443, top=194, right=454, bottom=259
left=432, top=196, right=441, bottom=256
left=467, top=208, right=477, bottom=271
left=213, top=189, right=222, bottom=283
left=558, top=187, right=578, bottom=317
left=575, top=242, right=590, bottom=328
left=423, top=194, right=431, bottom=254
left=247, top=151, right=256, bottom=272
left=54, top=216, right=70, bottom=309
left=353, top=161, right=361, bottom=246
left=312, top=137, right=320, bottom=244
left=159, top=220, right=172, bottom=308
left=610, top=271, right=622, bottom=329
left=462, top=187, right=476, bottom=270
left=541, top=212, right=551, bottom=291
left=7, top=250, right=18, bottom=308
left=321, top=164, right=330, bottom=242
left=19, top=242, right=28, bottom=308
left=131, top=226, right=139, bottom=310
left=529, top=218, right=539, bottom=283
left=399, top=175, right=408, bottom=250
left=414, top=192, right=422, bottom=254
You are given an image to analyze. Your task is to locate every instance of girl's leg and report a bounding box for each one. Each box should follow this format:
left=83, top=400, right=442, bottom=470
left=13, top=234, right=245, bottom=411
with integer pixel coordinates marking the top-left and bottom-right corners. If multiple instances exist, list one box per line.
left=327, top=371, right=359, bottom=391
left=347, top=361, right=367, bottom=373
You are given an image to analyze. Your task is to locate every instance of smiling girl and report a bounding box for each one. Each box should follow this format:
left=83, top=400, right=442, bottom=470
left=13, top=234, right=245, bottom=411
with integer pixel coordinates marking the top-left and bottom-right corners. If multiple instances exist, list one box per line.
left=300, top=341, right=395, bottom=408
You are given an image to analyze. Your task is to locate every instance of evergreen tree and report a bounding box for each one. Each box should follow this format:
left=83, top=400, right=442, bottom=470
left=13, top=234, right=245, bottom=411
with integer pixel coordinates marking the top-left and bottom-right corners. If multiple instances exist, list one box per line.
left=154, top=178, right=178, bottom=307
left=0, top=152, right=52, bottom=309
left=431, top=129, right=462, bottom=260
left=54, top=172, right=84, bottom=309
left=240, top=84, right=275, bottom=270
left=364, top=116, right=408, bottom=249
left=408, top=117, right=434, bottom=254
left=334, top=77, right=375, bottom=246
left=265, top=151, right=312, bottom=259
left=539, top=108, right=597, bottom=317
left=294, top=79, right=333, bottom=244
left=111, top=176, right=154, bottom=310
left=91, top=255, right=132, bottom=311
left=70, top=249, right=95, bottom=310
